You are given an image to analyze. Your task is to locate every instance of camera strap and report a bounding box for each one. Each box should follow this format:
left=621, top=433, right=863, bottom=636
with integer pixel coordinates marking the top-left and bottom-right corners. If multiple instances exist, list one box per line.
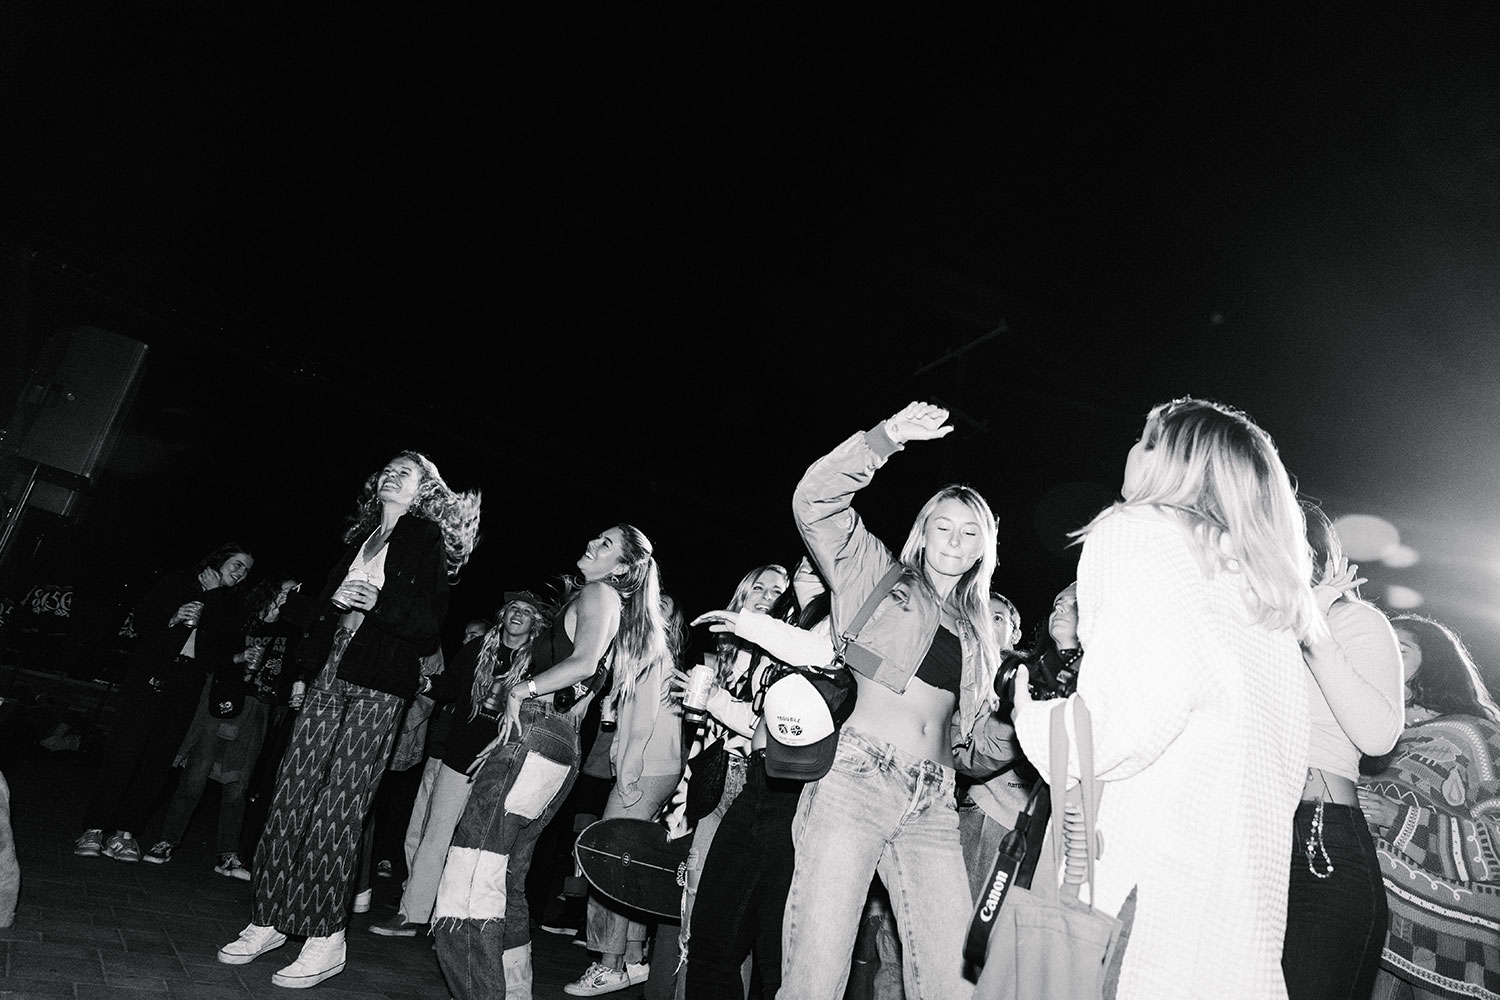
left=964, top=780, right=1050, bottom=969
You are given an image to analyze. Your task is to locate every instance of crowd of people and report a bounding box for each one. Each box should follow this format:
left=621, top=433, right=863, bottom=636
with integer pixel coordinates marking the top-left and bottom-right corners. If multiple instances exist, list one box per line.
left=60, top=403, right=1500, bottom=1000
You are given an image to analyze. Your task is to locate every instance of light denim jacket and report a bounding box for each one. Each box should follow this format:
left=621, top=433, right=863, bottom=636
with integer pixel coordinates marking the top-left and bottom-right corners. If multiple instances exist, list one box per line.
left=792, top=422, right=1010, bottom=775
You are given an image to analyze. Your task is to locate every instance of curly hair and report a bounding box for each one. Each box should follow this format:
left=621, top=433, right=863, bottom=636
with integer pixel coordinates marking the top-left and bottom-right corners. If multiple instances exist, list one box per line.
left=342, top=451, right=481, bottom=578
left=1390, top=613, right=1500, bottom=724
left=236, top=577, right=299, bottom=631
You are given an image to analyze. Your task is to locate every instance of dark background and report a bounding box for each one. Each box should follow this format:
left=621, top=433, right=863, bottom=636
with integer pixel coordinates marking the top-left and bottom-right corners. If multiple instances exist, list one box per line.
left=2, top=8, right=1499, bottom=686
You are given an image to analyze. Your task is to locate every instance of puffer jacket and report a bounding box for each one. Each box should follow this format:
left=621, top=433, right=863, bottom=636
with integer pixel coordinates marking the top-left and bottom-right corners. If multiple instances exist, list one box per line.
left=792, top=421, right=1010, bottom=775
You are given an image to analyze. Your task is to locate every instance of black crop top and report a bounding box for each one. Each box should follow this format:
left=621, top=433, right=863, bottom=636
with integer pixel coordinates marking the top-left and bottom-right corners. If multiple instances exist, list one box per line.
left=914, top=625, right=962, bottom=696
left=533, top=614, right=609, bottom=711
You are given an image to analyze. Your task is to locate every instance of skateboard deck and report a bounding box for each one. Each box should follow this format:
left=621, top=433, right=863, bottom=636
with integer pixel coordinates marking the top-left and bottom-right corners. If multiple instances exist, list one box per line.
left=573, top=818, right=691, bottom=920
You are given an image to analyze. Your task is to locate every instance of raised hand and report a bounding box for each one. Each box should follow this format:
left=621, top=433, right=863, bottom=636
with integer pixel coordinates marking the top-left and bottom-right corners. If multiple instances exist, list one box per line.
left=691, top=610, right=741, bottom=635
left=1313, top=554, right=1367, bottom=616
left=884, top=401, right=955, bottom=444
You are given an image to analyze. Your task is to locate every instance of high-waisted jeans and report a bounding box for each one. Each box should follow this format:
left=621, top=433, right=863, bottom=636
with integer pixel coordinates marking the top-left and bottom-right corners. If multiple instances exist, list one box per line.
left=433, top=701, right=579, bottom=1000
left=1283, top=800, right=1389, bottom=1000
left=782, top=726, right=974, bottom=1000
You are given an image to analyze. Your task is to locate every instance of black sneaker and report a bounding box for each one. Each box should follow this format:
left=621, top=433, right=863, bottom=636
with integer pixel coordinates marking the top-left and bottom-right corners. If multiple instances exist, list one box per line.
left=143, top=840, right=173, bottom=864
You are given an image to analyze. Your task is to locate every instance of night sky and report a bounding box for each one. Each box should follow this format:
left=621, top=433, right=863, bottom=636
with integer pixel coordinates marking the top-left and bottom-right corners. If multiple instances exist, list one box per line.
left=3, top=8, right=1500, bottom=683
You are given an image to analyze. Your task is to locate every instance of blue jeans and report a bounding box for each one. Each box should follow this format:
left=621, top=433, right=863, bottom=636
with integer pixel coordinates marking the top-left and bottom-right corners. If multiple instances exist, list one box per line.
left=782, top=726, right=973, bottom=1000
left=434, top=701, right=579, bottom=1000
left=585, top=770, right=682, bottom=957
left=1283, top=801, right=1388, bottom=1000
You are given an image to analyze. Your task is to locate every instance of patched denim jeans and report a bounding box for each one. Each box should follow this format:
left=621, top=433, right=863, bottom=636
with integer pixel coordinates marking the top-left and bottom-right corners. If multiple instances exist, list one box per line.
left=782, top=726, right=974, bottom=1000
left=433, top=701, right=579, bottom=1000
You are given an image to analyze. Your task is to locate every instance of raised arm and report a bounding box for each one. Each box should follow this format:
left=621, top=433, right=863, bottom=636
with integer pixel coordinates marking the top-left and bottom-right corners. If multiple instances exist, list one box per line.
left=701, top=611, right=837, bottom=669
left=526, top=582, right=620, bottom=698
left=1303, top=597, right=1405, bottom=756
left=792, top=402, right=951, bottom=632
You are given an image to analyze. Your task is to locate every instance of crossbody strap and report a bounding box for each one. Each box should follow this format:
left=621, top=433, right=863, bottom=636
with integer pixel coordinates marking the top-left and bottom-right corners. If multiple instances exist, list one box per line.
left=963, top=780, right=1051, bottom=969
left=840, top=564, right=905, bottom=648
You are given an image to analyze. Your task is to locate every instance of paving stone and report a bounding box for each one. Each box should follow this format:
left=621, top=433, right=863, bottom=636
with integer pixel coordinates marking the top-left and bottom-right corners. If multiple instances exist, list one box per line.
left=0, top=744, right=616, bottom=998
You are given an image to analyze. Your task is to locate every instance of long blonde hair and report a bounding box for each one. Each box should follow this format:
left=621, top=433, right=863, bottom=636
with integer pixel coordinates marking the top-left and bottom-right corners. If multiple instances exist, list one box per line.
left=898, top=485, right=1003, bottom=689
left=1078, top=397, right=1321, bottom=641
left=714, top=564, right=790, bottom=685
left=474, top=598, right=549, bottom=719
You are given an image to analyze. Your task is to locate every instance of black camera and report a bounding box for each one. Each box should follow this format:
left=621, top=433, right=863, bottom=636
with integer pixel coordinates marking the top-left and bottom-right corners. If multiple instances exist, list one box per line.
left=994, top=639, right=1081, bottom=721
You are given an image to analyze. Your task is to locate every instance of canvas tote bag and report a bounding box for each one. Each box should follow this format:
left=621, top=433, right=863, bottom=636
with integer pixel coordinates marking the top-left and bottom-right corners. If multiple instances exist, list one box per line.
left=972, top=695, right=1122, bottom=1000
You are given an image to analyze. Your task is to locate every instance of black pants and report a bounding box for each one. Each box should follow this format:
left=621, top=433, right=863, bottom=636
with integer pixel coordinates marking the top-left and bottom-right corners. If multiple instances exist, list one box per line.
left=85, top=668, right=202, bottom=835
left=687, top=752, right=801, bottom=1000
left=241, top=704, right=295, bottom=859
left=1283, top=800, right=1389, bottom=1000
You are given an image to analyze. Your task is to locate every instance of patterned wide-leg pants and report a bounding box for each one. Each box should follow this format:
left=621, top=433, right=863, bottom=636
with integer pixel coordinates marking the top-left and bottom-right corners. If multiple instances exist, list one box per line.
left=251, top=679, right=403, bottom=937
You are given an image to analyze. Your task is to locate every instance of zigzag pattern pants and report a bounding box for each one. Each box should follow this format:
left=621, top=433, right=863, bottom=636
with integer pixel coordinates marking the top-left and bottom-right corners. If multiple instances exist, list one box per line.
left=251, top=679, right=403, bottom=937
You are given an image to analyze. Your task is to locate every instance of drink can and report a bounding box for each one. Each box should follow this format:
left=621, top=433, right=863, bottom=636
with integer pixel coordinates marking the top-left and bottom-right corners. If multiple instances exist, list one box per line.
left=681, top=662, right=716, bottom=723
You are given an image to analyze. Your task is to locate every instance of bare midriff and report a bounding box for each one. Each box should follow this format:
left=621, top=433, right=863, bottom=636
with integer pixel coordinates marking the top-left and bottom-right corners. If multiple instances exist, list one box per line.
left=1301, top=767, right=1359, bottom=806
left=843, top=671, right=956, bottom=766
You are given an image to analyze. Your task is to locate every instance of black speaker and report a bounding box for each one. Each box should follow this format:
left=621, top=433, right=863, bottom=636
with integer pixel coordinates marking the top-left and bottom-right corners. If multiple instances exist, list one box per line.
left=9, top=326, right=148, bottom=485
left=4, top=475, right=86, bottom=518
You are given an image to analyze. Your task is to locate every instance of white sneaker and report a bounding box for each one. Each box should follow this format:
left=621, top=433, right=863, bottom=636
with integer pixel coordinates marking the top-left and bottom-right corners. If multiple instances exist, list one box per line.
left=564, top=960, right=647, bottom=996
left=271, top=931, right=346, bottom=989
left=351, top=888, right=372, bottom=914
left=217, top=923, right=287, bottom=965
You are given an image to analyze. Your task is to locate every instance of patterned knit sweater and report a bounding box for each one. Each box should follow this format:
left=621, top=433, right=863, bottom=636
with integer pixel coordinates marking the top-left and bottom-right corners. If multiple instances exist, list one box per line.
left=1014, top=505, right=1309, bottom=1000
left=1361, top=715, right=1500, bottom=1000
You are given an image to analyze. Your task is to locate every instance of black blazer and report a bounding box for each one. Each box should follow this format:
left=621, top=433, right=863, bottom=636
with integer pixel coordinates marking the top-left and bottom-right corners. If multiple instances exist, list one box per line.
left=296, top=515, right=449, bottom=698
left=120, top=568, right=235, bottom=699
